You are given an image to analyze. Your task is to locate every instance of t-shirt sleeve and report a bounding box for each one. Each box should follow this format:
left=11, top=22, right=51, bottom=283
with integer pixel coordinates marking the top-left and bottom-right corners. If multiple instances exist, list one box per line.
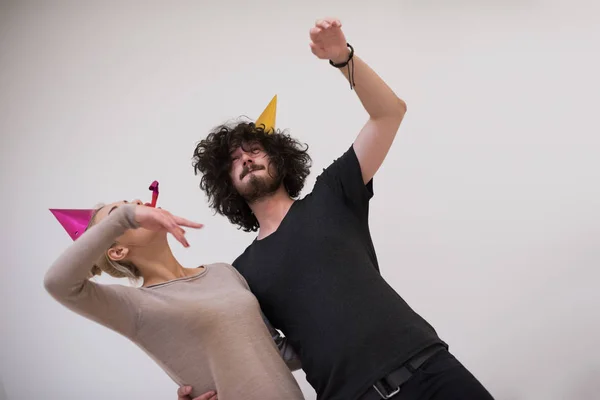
left=43, top=205, right=141, bottom=338
left=315, top=144, right=374, bottom=218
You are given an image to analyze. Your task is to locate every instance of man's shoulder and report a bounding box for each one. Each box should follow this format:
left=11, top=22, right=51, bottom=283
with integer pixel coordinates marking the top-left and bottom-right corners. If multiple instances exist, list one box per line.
left=313, top=145, right=361, bottom=184
left=231, top=242, right=256, bottom=270
left=232, top=251, right=247, bottom=267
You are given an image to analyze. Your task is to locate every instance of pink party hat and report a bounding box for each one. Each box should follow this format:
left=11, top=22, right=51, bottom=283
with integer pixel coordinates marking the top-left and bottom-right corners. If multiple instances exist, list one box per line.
left=50, top=209, right=95, bottom=241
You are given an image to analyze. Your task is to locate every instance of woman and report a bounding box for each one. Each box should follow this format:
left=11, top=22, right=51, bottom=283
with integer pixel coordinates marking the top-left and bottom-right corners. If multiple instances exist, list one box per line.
left=44, top=199, right=305, bottom=400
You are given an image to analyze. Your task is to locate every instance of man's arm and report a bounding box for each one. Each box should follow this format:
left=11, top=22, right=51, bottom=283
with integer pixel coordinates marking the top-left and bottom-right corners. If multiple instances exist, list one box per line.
left=262, top=312, right=302, bottom=371
left=338, top=54, right=407, bottom=184
left=310, top=18, right=407, bottom=184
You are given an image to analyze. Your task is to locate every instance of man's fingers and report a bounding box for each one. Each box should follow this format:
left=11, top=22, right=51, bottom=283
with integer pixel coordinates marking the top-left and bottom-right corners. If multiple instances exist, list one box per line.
left=315, top=18, right=340, bottom=29
left=177, top=386, right=192, bottom=398
left=177, top=386, right=217, bottom=400
left=192, top=391, right=216, bottom=400
left=309, top=42, right=326, bottom=58
left=309, top=42, right=319, bottom=54
left=309, top=26, right=322, bottom=39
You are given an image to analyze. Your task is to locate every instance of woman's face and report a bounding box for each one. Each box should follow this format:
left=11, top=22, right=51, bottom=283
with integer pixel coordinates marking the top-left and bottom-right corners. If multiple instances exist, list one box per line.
left=94, top=199, right=162, bottom=252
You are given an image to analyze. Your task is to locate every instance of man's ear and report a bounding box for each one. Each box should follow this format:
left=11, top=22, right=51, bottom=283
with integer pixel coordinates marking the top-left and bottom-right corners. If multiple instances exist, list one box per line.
left=107, top=245, right=129, bottom=262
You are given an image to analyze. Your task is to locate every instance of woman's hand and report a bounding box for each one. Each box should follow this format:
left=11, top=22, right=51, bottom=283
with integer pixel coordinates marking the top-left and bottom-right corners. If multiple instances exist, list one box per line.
left=134, top=206, right=203, bottom=248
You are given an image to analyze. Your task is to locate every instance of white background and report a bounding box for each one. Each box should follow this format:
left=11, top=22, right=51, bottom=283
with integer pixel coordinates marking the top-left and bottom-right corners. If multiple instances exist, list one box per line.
left=1, top=0, right=599, bottom=399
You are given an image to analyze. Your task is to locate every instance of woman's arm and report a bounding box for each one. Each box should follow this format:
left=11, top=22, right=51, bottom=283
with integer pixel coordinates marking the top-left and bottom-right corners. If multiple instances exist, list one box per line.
left=222, top=263, right=303, bottom=371
left=43, top=205, right=141, bottom=337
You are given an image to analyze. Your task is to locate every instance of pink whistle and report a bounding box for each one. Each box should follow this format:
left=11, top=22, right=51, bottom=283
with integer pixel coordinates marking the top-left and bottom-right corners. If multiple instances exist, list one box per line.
left=145, top=180, right=159, bottom=207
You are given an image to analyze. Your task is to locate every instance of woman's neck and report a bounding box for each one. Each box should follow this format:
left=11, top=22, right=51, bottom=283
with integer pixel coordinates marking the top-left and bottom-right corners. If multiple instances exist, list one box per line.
left=129, top=238, right=202, bottom=287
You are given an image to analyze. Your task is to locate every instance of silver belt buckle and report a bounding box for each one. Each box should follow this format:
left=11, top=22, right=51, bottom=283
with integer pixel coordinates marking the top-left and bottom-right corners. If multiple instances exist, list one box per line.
left=373, top=383, right=400, bottom=399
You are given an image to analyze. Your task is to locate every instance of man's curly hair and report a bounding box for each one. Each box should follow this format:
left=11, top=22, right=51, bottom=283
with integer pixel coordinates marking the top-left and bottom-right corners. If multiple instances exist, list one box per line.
left=192, top=120, right=311, bottom=232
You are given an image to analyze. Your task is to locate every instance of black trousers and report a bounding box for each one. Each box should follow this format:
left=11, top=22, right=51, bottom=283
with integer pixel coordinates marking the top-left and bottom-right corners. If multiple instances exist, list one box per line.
left=360, top=349, right=494, bottom=400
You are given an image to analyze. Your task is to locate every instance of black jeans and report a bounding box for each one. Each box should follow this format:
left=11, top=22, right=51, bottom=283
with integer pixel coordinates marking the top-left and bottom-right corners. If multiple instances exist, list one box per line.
left=361, top=349, right=494, bottom=400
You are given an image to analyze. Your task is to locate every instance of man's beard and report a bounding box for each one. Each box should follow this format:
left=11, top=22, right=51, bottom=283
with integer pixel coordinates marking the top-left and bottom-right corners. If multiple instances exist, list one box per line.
left=238, top=169, right=282, bottom=203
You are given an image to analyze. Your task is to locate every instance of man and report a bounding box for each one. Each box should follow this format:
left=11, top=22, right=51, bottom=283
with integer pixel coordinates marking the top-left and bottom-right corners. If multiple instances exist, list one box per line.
left=182, top=18, right=494, bottom=400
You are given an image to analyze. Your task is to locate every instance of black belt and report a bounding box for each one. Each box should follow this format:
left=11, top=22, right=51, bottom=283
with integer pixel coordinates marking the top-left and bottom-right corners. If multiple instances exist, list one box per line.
left=359, top=344, right=446, bottom=399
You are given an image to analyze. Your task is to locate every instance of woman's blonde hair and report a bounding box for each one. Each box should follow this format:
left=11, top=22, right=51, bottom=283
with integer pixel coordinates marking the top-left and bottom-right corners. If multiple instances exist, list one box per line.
left=87, top=204, right=141, bottom=281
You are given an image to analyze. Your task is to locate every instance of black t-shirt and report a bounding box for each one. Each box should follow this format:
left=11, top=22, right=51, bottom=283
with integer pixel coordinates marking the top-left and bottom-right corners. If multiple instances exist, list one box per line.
left=233, top=145, right=446, bottom=400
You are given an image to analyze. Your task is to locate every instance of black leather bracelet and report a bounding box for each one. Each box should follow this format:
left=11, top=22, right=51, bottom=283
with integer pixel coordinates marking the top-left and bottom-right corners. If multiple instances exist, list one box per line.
left=329, top=43, right=354, bottom=68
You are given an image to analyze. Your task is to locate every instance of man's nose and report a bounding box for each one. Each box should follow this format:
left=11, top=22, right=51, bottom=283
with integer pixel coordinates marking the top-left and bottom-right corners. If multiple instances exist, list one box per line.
left=242, top=156, right=253, bottom=167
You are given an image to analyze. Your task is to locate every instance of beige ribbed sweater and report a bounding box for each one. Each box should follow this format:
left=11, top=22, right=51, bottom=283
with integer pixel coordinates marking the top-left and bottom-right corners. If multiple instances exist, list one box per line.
left=44, top=204, right=304, bottom=400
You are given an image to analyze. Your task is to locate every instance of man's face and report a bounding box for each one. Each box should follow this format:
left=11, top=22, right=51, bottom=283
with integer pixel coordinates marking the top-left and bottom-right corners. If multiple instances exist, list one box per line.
left=229, top=141, right=281, bottom=202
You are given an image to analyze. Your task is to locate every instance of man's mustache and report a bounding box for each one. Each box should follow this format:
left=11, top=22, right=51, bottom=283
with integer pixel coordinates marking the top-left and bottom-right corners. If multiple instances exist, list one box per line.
left=240, top=165, right=265, bottom=180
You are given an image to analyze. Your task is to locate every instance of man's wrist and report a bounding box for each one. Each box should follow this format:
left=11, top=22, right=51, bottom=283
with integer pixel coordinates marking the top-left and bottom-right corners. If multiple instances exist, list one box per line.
left=329, top=46, right=351, bottom=65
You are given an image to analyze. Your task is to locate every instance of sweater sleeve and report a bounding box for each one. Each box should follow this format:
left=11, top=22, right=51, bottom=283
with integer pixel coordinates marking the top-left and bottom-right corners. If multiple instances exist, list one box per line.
left=44, top=204, right=141, bottom=338
left=222, top=263, right=303, bottom=371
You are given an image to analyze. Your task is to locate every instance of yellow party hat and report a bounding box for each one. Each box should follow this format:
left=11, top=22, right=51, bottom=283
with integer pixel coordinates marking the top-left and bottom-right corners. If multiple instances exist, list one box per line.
left=255, top=95, right=277, bottom=134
